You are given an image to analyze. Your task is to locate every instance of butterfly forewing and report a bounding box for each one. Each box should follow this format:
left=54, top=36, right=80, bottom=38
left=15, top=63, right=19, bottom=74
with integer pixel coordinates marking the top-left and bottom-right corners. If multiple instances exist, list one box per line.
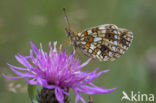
left=74, top=24, right=133, bottom=61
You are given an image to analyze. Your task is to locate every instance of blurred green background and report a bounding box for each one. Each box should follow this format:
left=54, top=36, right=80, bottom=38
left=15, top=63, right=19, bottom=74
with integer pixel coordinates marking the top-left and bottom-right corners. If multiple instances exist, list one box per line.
left=0, top=0, right=156, bottom=103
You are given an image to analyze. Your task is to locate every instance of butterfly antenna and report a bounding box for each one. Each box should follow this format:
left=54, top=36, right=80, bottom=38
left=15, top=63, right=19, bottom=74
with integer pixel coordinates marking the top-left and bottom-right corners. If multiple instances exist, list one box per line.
left=63, top=8, right=71, bottom=29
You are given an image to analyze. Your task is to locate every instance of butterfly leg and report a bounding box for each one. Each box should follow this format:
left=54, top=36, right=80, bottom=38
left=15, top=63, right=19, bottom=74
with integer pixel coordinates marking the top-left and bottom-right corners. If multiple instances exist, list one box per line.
left=72, top=46, right=79, bottom=58
left=62, top=40, right=70, bottom=48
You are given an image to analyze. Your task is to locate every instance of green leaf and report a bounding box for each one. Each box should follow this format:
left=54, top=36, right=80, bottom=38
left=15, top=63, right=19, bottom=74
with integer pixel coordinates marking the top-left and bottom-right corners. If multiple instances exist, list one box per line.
left=27, top=84, right=38, bottom=103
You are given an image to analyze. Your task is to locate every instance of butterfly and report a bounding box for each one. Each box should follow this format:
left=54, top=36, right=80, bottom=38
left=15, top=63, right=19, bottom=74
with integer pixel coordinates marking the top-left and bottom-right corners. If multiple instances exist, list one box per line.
left=63, top=8, right=133, bottom=61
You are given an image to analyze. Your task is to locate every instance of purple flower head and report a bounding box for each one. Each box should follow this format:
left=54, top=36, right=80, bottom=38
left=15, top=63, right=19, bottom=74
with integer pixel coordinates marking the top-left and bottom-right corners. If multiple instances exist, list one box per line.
left=3, top=41, right=116, bottom=103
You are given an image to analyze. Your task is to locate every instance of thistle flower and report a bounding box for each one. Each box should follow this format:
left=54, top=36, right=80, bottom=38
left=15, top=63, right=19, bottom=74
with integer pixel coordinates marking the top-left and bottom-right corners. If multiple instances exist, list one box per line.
left=3, top=41, right=116, bottom=103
